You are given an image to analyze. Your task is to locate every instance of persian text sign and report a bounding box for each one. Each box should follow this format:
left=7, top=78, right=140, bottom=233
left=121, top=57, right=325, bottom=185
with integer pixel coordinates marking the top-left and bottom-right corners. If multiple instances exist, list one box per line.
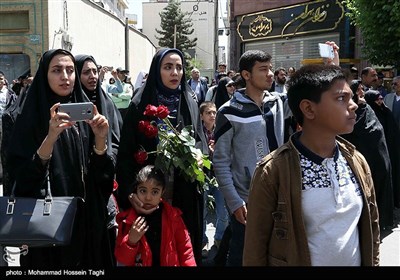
left=237, top=0, right=344, bottom=42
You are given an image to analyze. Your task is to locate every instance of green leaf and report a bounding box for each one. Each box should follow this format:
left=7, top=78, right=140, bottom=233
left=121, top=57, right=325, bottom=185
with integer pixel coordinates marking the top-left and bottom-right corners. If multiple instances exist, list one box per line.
left=202, top=157, right=211, bottom=170
left=343, top=0, right=400, bottom=68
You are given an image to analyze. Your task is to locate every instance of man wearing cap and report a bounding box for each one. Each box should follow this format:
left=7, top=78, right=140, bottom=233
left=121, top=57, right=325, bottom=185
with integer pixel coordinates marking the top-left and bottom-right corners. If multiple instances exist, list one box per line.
left=106, top=67, right=124, bottom=94
left=350, top=66, right=359, bottom=81
left=109, top=67, right=133, bottom=118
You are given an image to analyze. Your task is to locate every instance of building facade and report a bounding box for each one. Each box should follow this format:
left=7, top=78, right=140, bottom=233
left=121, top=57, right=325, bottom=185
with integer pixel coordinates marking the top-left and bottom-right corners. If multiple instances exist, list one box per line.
left=0, top=0, right=156, bottom=83
left=228, top=0, right=359, bottom=71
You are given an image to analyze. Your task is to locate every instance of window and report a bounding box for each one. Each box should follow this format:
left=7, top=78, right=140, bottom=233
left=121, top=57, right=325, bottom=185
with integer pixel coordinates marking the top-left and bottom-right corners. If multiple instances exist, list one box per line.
left=0, top=11, right=29, bottom=32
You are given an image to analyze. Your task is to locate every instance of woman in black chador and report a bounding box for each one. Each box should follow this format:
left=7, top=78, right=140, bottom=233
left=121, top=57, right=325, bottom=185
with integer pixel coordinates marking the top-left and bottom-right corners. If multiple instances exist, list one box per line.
left=364, top=89, right=400, bottom=210
left=341, top=82, right=394, bottom=229
left=7, top=49, right=115, bottom=267
left=75, top=54, right=123, bottom=266
left=116, top=48, right=207, bottom=265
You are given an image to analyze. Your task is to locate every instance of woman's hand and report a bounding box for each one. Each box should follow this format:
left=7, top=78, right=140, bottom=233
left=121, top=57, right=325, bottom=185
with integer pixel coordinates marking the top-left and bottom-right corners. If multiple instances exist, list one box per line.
left=87, top=105, right=109, bottom=148
left=127, top=216, right=148, bottom=246
left=37, top=103, right=74, bottom=162
left=47, top=102, right=75, bottom=143
left=48, top=103, right=74, bottom=140
left=129, top=193, right=159, bottom=215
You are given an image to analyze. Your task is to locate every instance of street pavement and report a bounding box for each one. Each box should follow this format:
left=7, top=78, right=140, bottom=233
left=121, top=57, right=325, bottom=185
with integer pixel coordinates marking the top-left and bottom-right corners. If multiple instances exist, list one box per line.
left=379, top=207, right=400, bottom=266
left=1, top=183, right=399, bottom=266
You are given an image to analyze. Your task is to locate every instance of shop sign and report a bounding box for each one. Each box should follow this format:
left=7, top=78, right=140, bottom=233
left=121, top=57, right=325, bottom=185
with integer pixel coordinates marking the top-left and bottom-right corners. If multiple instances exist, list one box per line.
left=237, top=0, right=344, bottom=42
left=29, top=35, right=40, bottom=44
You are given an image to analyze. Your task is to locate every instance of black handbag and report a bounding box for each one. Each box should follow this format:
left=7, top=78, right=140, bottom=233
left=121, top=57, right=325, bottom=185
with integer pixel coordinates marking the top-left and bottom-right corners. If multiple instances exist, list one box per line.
left=0, top=180, right=81, bottom=248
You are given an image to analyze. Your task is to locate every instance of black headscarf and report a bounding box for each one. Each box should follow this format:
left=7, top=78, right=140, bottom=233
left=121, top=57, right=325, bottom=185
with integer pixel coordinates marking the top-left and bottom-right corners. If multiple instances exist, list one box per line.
left=215, top=76, right=234, bottom=109
left=74, top=54, right=123, bottom=159
left=8, top=49, right=90, bottom=197
left=132, top=48, right=197, bottom=129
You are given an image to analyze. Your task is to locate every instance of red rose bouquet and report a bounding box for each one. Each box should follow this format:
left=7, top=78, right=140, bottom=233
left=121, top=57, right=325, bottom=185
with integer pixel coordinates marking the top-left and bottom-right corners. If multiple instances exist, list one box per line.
left=134, top=104, right=213, bottom=189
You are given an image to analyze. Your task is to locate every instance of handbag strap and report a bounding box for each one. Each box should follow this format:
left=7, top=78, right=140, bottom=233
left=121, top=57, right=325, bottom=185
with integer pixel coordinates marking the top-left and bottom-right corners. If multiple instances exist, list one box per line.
left=7, top=176, right=53, bottom=215
left=9, top=174, right=52, bottom=198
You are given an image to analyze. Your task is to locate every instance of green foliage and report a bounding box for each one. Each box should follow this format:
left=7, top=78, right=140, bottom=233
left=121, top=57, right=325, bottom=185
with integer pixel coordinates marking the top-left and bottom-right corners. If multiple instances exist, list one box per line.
left=152, top=117, right=213, bottom=192
left=186, top=58, right=204, bottom=79
left=187, top=57, right=204, bottom=70
left=343, top=0, right=400, bottom=68
left=156, top=0, right=197, bottom=61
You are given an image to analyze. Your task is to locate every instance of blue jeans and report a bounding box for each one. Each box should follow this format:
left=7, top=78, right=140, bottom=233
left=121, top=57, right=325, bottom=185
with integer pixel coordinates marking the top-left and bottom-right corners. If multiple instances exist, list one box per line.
left=202, top=185, right=229, bottom=244
left=226, top=214, right=245, bottom=266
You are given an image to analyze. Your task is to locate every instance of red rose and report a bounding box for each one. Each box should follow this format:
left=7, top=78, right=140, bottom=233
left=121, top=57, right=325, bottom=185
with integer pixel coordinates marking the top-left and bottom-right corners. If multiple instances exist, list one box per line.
left=113, top=180, right=118, bottom=191
left=144, top=123, right=158, bottom=138
left=138, top=120, right=151, bottom=133
left=155, top=105, right=170, bottom=119
left=134, top=150, right=148, bottom=165
left=143, top=104, right=158, bottom=117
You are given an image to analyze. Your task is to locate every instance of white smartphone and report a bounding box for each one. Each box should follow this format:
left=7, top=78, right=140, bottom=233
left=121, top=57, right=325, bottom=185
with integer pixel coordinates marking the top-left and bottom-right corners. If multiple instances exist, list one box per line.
left=318, top=43, right=334, bottom=59
left=58, top=102, right=94, bottom=121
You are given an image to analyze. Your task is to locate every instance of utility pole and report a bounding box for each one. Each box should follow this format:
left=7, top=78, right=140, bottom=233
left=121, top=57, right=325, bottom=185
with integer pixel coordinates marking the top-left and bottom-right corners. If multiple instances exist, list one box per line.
left=214, top=0, right=219, bottom=71
left=125, top=17, right=129, bottom=71
left=174, top=24, right=177, bottom=48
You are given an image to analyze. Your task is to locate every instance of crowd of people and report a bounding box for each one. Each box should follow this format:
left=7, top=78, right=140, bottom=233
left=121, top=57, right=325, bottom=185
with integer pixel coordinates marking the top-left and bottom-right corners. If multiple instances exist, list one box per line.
left=0, top=40, right=399, bottom=268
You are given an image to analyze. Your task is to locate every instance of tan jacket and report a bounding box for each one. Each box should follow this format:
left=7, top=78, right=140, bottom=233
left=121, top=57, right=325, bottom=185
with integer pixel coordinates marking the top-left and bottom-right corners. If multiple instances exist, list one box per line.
left=243, top=135, right=380, bottom=266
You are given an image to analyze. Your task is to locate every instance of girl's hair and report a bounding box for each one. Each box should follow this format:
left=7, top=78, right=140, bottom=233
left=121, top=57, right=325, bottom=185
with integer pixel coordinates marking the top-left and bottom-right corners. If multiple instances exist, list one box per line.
left=133, top=165, right=165, bottom=192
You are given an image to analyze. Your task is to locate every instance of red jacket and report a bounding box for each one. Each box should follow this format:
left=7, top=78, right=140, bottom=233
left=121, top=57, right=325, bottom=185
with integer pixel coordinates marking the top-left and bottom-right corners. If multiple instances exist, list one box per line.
left=115, top=200, right=196, bottom=266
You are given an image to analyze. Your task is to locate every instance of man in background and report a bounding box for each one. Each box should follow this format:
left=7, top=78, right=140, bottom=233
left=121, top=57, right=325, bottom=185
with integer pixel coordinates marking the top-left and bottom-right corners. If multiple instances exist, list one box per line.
left=214, top=62, right=227, bottom=83
left=360, top=67, right=378, bottom=91
left=188, top=68, right=208, bottom=106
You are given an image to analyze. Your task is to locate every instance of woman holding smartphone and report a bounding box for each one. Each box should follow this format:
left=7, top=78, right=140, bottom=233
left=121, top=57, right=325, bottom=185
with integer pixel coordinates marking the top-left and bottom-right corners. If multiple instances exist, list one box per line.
left=6, top=49, right=115, bottom=267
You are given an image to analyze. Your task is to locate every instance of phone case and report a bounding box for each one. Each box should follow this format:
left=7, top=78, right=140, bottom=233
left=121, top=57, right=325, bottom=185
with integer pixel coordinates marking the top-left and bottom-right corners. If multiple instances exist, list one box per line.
left=318, top=43, right=334, bottom=59
left=58, top=102, right=94, bottom=121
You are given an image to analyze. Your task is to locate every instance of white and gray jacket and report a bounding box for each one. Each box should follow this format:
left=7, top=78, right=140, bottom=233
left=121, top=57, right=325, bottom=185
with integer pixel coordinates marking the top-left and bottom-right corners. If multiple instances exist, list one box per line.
left=213, top=90, right=284, bottom=213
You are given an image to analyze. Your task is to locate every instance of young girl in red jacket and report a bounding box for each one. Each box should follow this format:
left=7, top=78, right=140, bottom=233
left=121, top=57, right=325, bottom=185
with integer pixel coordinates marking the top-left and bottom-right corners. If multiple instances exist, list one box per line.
left=115, top=165, right=196, bottom=266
